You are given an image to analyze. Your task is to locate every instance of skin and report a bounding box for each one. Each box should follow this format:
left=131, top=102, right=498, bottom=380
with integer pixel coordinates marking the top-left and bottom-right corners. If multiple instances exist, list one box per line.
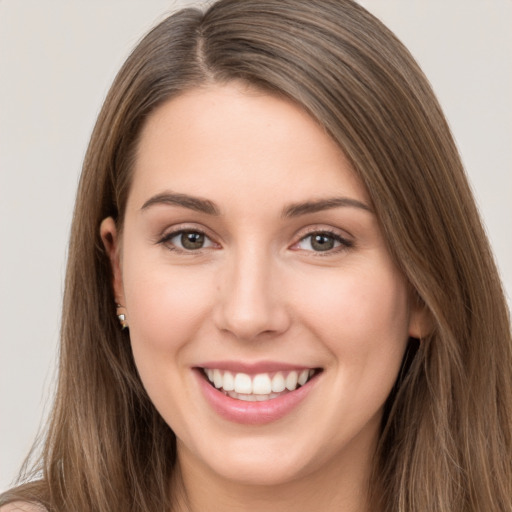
left=0, top=504, right=45, bottom=512
left=101, top=82, right=427, bottom=512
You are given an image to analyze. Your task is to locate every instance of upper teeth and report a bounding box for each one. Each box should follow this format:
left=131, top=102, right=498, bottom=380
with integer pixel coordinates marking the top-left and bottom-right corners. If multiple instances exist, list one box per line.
left=204, top=369, right=314, bottom=395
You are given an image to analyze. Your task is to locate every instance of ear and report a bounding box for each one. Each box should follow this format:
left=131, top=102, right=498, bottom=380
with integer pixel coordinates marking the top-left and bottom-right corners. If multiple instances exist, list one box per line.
left=100, top=217, right=125, bottom=306
left=408, top=295, right=433, bottom=340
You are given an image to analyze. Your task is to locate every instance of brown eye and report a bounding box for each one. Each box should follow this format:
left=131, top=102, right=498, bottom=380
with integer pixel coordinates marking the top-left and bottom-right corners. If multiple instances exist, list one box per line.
left=161, top=230, right=216, bottom=252
left=295, top=231, right=352, bottom=253
left=310, top=233, right=336, bottom=251
left=180, top=231, right=205, bottom=250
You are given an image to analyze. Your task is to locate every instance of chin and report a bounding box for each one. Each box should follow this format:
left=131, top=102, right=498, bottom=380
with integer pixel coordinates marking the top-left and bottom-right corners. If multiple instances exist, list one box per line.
left=181, top=431, right=332, bottom=488
left=210, top=455, right=311, bottom=487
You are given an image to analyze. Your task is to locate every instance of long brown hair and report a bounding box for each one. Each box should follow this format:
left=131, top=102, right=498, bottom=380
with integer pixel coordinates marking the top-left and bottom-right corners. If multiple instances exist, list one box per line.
left=2, top=1, right=511, bottom=510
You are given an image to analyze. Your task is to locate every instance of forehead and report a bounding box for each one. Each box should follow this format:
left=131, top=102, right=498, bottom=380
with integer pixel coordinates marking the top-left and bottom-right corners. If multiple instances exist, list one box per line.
left=129, top=82, right=370, bottom=212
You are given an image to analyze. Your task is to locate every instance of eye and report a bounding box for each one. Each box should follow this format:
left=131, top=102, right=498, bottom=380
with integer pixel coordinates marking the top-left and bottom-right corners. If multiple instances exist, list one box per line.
left=161, top=230, right=216, bottom=251
left=295, top=231, right=352, bottom=252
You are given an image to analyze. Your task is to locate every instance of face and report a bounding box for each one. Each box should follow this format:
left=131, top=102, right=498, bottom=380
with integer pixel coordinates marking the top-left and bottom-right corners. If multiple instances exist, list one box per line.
left=102, top=83, right=425, bottom=489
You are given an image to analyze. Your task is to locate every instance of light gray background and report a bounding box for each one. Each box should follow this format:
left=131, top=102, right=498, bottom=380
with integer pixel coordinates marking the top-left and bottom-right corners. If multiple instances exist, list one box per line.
left=1, top=1, right=511, bottom=492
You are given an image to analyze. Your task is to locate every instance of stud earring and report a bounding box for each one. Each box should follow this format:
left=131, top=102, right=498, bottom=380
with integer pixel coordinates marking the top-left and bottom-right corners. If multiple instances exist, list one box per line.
left=116, top=304, right=128, bottom=330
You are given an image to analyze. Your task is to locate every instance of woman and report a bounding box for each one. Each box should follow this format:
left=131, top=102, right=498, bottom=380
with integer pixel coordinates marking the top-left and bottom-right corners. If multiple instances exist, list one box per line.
left=1, top=0, right=511, bottom=511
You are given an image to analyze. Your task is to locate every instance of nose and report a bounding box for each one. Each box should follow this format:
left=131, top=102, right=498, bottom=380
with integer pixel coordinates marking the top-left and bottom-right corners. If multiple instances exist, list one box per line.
left=213, top=247, right=291, bottom=341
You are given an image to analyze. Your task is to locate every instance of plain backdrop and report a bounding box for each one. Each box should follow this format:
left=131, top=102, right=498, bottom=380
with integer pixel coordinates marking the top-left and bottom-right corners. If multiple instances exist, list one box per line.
left=1, top=0, right=511, bottom=493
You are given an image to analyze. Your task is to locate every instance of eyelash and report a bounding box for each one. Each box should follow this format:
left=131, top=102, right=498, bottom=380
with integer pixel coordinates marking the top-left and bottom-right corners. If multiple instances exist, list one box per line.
left=157, top=227, right=353, bottom=255
left=292, top=228, right=354, bottom=255
left=158, top=228, right=218, bottom=254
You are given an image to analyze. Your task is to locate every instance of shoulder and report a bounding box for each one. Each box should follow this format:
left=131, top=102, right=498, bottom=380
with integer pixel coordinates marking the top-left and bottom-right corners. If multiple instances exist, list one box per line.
left=0, top=502, right=46, bottom=512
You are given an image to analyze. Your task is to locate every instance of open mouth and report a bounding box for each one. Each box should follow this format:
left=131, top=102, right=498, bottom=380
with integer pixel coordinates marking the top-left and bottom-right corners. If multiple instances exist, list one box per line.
left=200, top=367, right=322, bottom=402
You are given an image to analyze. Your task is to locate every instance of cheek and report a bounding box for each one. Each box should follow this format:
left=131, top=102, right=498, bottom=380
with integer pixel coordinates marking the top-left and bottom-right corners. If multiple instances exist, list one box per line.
left=293, top=262, right=411, bottom=438
left=121, top=252, right=216, bottom=364
left=294, top=260, right=411, bottom=367
left=120, top=256, right=219, bottom=429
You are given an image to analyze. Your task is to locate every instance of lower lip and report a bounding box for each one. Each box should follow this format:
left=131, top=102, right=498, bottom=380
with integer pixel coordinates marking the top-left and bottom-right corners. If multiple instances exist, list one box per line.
left=195, top=370, right=318, bottom=425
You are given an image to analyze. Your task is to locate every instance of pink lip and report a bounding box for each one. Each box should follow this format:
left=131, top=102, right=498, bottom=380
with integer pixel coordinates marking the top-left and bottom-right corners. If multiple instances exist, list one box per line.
left=194, top=367, right=320, bottom=425
left=198, top=360, right=313, bottom=374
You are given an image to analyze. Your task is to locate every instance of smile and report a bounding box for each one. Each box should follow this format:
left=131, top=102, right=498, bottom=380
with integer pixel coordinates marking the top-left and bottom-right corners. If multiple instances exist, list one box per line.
left=195, top=362, right=323, bottom=424
left=202, top=368, right=318, bottom=401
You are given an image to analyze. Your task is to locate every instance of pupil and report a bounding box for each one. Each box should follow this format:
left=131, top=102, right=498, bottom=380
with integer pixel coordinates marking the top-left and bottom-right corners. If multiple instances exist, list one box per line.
left=181, top=232, right=204, bottom=250
left=311, top=234, right=334, bottom=251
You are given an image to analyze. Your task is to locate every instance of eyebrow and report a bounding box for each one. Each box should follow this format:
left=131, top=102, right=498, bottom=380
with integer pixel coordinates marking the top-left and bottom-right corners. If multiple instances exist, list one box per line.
left=140, top=192, right=372, bottom=217
left=282, top=197, right=372, bottom=217
left=141, top=192, right=220, bottom=215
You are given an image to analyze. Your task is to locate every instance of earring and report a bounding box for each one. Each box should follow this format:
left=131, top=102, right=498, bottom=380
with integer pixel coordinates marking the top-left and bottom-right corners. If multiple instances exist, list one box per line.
left=116, top=304, right=128, bottom=330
